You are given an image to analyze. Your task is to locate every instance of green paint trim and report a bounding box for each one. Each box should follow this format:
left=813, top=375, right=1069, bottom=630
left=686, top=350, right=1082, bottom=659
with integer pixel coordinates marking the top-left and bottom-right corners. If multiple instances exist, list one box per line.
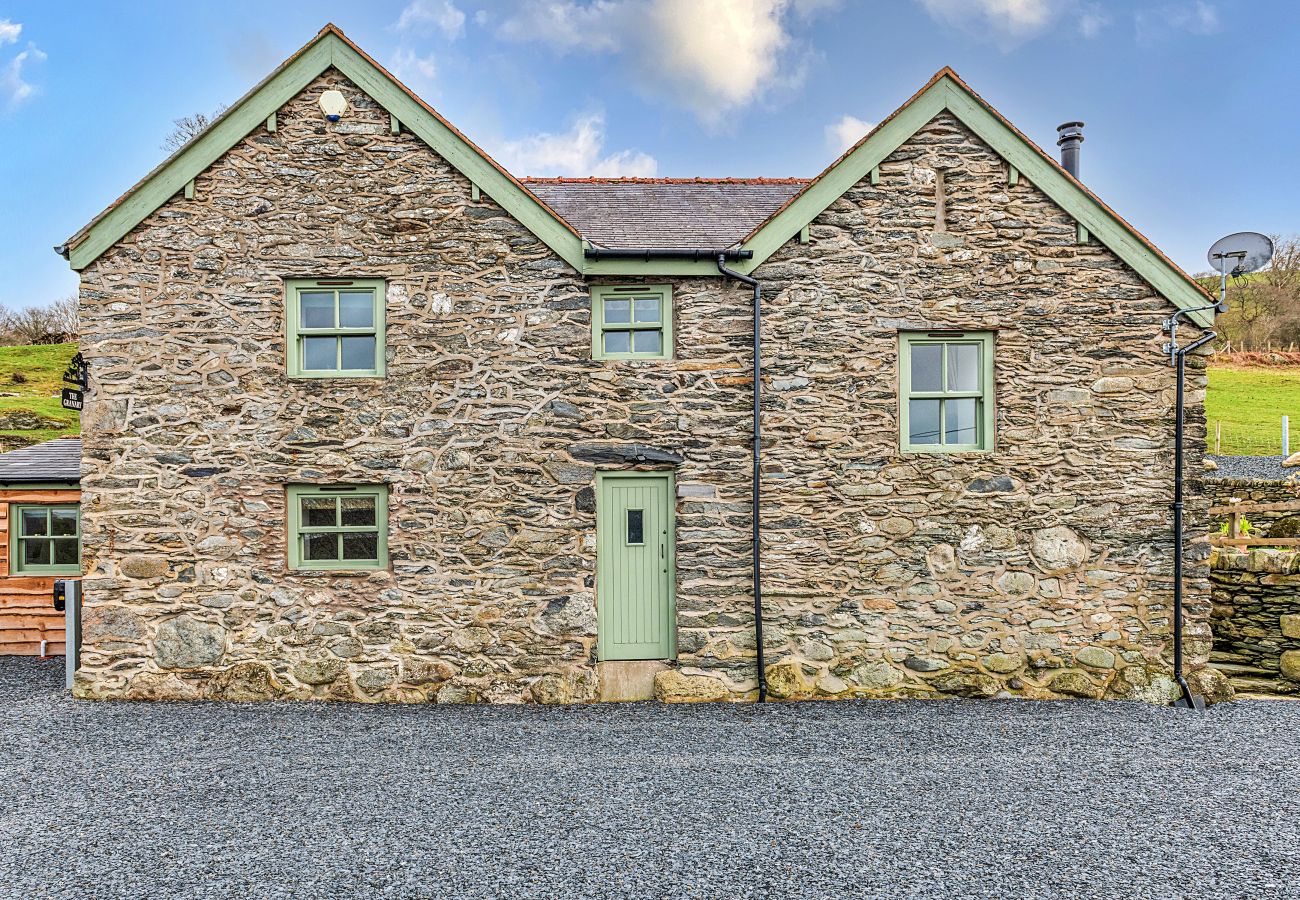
left=1008, top=164, right=1019, bottom=186
left=869, top=166, right=880, bottom=186
left=595, top=470, right=677, bottom=662
left=736, top=74, right=1212, bottom=326
left=9, top=503, right=81, bottom=576
left=67, top=37, right=334, bottom=270
left=389, top=113, right=400, bottom=135
left=738, top=88, right=947, bottom=278
left=327, top=37, right=586, bottom=272
left=898, top=331, right=995, bottom=454
left=590, top=284, right=673, bottom=360
left=285, top=277, right=386, bottom=378
left=183, top=179, right=195, bottom=200
left=67, top=31, right=585, bottom=273
left=286, top=483, right=389, bottom=571
left=266, top=112, right=277, bottom=132
left=798, top=224, right=810, bottom=244
left=470, top=183, right=480, bottom=202
left=938, top=81, right=1212, bottom=327
left=1077, top=222, right=1089, bottom=244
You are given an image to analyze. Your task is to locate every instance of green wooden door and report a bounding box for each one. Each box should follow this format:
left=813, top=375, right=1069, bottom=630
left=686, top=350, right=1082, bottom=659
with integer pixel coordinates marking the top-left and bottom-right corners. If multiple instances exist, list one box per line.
left=597, top=472, right=675, bottom=661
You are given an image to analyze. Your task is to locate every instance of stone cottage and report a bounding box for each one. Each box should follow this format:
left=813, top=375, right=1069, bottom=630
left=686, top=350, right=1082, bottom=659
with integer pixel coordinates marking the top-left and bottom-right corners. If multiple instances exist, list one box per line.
left=58, top=25, right=1223, bottom=704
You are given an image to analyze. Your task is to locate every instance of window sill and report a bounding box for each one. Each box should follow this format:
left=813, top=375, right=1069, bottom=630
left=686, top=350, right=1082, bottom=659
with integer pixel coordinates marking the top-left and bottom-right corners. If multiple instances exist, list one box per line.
left=899, top=448, right=994, bottom=456
left=287, top=567, right=389, bottom=578
left=287, top=373, right=385, bottom=380
left=13, top=568, right=81, bottom=577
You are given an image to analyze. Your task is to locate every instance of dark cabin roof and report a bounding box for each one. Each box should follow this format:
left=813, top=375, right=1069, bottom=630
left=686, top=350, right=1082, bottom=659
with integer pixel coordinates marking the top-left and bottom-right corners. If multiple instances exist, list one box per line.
left=0, top=438, right=81, bottom=484
left=523, top=178, right=809, bottom=250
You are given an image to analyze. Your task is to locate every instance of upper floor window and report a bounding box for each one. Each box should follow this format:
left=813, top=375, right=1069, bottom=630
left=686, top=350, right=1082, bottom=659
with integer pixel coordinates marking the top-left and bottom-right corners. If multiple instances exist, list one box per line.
left=286, top=484, right=389, bottom=571
left=899, top=331, right=994, bottom=453
left=11, top=504, right=80, bottom=575
left=591, top=284, right=672, bottom=360
left=285, top=278, right=386, bottom=378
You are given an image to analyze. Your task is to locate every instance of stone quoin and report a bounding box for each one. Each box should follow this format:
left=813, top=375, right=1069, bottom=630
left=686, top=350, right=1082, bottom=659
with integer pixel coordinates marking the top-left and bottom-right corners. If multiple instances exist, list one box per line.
left=58, top=25, right=1221, bottom=704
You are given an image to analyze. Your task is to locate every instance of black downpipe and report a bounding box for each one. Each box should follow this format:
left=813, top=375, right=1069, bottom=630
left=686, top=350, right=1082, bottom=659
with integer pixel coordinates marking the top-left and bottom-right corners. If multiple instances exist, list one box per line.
left=716, top=255, right=767, bottom=703
left=1167, top=309, right=1217, bottom=710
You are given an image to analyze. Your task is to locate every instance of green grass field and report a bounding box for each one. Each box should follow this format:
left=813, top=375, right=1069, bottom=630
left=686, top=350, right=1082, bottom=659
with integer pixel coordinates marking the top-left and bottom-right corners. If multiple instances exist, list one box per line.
left=0, top=343, right=80, bottom=451
left=1206, top=364, right=1300, bottom=456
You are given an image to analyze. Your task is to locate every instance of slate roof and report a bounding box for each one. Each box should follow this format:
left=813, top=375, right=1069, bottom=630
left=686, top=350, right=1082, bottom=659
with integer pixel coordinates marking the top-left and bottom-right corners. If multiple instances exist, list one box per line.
left=0, top=438, right=81, bottom=484
left=523, top=178, right=809, bottom=251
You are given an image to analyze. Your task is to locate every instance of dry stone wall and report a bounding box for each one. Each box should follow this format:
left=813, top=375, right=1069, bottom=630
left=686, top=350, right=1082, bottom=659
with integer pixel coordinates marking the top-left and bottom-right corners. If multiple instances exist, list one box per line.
left=74, top=71, right=1215, bottom=704
left=1205, top=477, right=1300, bottom=537
left=1210, top=548, right=1300, bottom=695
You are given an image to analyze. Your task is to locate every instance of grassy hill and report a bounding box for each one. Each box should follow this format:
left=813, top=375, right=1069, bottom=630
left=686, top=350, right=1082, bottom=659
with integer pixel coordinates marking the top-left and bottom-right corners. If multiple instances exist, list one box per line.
left=0, top=343, right=80, bottom=451
left=1206, top=363, right=1300, bottom=456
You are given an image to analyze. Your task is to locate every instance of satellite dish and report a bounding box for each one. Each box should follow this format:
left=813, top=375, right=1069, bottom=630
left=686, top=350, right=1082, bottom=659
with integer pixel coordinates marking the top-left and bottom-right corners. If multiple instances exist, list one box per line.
left=1206, top=231, right=1274, bottom=276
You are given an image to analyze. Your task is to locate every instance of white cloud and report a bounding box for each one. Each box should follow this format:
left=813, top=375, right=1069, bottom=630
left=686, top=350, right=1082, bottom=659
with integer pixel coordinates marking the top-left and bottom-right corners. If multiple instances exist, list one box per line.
left=0, top=19, right=21, bottom=45
left=916, top=0, right=1110, bottom=46
left=1076, top=8, right=1109, bottom=37
left=395, top=0, right=467, bottom=39
left=1, top=43, right=45, bottom=108
left=493, top=111, right=657, bottom=177
left=825, top=114, right=874, bottom=155
left=494, top=0, right=835, bottom=126
left=390, top=48, right=438, bottom=91
left=1136, top=1, right=1220, bottom=43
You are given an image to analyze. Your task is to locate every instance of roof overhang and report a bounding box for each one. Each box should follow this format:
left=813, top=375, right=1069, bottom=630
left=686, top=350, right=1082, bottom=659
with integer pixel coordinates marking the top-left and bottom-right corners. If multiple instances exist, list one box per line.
left=61, top=29, right=1213, bottom=327
left=62, top=25, right=586, bottom=273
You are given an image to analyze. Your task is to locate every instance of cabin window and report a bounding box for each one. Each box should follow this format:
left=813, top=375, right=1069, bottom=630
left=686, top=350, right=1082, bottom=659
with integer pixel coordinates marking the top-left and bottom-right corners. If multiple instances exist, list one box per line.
left=286, top=485, right=389, bottom=571
left=591, top=285, right=672, bottom=360
left=11, top=504, right=81, bottom=575
left=899, top=331, right=995, bottom=453
left=285, top=278, right=386, bottom=378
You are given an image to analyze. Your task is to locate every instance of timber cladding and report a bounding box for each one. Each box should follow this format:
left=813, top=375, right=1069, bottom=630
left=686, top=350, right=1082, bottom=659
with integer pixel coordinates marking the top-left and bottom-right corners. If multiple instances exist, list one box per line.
left=70, top=69, right=1217, bottom=704
left=0, top=488, right=80, bottom=656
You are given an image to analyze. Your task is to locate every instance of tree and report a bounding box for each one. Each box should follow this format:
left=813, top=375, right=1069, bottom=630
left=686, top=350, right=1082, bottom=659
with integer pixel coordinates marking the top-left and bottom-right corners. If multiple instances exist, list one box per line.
left=0, top=296, right=78, bottom=346
left=161, top=105, right=228, bottom=154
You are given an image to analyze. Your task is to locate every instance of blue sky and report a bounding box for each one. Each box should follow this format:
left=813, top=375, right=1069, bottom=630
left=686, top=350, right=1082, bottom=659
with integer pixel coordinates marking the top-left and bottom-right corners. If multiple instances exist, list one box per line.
left=1, top=0, right=1296, bottom=308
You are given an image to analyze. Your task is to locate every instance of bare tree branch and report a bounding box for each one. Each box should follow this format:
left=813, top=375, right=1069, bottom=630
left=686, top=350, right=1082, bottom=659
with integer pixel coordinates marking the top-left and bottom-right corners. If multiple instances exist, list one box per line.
left=161, top=104, right=229, bottom=153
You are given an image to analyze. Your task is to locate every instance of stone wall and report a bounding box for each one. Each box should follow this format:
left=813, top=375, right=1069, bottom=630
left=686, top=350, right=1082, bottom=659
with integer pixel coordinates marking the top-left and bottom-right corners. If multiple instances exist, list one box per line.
left=73, top=69, right=1217, bottom=704
left=1210, top=548, right=1300, bottom=695
left=1204, top=477, right=1300, bottom=536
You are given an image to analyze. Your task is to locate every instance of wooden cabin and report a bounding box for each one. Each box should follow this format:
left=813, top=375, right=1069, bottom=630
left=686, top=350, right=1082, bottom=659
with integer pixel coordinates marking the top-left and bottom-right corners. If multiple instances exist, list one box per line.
left=0, top=438, right=80, bottom=655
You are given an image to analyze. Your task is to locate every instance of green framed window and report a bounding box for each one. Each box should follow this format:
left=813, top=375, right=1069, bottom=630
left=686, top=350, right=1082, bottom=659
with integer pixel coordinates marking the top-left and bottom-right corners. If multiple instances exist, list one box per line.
left=285, top=278, right=386, bottom=378
left=10, top=504, right=80, bottom=575
left=591, top=284, right=672, bottom=360
left=899, top=331, right=995, bottom=453
left=286, top=485, right=389, bottom=571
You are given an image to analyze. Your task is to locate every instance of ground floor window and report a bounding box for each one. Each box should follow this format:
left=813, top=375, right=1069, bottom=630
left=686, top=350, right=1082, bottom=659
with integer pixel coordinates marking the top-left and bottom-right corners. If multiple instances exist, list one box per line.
left=10, top=504, right=80, bottom=575
left=286, top=485, right=388, bottom=570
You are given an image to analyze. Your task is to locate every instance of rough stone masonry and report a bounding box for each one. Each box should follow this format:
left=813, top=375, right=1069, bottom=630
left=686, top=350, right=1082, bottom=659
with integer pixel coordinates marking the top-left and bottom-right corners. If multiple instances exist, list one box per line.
left=72, top=69, right=1220, bottom=703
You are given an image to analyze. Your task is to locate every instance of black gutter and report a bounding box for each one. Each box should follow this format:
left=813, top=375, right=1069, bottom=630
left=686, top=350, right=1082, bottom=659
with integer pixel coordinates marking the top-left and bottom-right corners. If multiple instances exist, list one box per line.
left=715, top=254, right=767, bottom=704
left=582, top=243, right=767, bottom=703
left=584, top=247, right=752, bottom=263
left=1164, top=303, right=1220, bottom=710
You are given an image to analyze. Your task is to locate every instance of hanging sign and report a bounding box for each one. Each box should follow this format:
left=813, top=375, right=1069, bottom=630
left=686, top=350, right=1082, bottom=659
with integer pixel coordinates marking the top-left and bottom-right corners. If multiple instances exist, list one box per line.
left=61, top=388, right=83, bottom=411
left=62, top=352, right=88, bottom=390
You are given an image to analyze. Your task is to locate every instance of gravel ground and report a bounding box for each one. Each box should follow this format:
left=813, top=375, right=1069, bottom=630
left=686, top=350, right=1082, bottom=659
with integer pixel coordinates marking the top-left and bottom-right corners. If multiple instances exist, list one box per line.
left=1206, top=455, right=1293, bottom=481
left=2, top=658, right=1298, bottom=900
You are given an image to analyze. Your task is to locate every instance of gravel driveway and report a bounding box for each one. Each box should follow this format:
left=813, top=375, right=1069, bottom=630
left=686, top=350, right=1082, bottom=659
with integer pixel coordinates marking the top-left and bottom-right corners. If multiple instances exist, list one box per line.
left=2, top=658, right=1297, bottom=900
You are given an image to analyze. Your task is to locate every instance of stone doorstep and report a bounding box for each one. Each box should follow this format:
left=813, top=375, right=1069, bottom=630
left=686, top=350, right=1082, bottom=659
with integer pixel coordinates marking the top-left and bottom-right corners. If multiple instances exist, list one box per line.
left=598, top=660, right=670, bottom=702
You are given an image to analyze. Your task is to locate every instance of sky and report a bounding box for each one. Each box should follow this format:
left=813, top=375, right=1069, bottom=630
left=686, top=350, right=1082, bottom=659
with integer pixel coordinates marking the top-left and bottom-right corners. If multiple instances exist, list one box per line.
left=1, top=0, right=1297, bottom=309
